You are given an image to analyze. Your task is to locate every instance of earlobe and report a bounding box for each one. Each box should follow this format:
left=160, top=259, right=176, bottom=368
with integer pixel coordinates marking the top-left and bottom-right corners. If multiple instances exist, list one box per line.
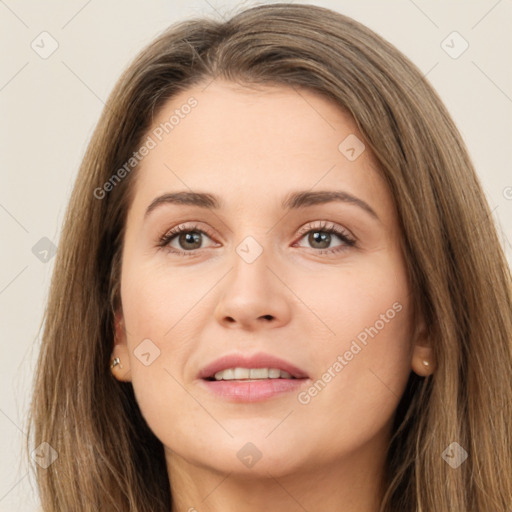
left=411, top=321, right=436, bottom=377
left=110, top=311, right=132, bottom=382
left=412, top=354, right=435, bottom=377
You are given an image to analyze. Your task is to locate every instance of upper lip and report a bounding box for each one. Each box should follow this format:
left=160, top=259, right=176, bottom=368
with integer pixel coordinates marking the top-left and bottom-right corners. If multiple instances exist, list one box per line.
left=197, top=352, right=309, bottom=380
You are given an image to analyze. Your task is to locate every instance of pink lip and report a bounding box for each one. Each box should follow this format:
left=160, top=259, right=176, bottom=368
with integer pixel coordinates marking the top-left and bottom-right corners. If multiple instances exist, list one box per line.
left=197, top=352, right=310, bottom=403
left=200, top=379, right=308, bottom=402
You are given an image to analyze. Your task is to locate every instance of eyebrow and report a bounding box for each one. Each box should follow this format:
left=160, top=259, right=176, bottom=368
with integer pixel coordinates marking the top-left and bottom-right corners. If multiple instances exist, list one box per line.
left=144, top=190, right=379, bottom=220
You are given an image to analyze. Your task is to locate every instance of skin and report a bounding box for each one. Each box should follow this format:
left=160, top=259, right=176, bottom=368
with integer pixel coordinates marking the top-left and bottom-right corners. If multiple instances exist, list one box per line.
left=111, top=79, right=435, bottom=512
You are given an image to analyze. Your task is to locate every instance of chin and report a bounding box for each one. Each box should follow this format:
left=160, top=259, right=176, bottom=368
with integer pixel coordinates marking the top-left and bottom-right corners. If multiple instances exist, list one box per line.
left=172, top=434, right=309, bottom=478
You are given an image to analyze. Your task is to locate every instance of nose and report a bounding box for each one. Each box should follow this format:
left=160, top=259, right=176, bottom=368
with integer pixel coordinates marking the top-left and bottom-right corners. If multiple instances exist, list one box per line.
left=213, top=242, right=292, bottom=331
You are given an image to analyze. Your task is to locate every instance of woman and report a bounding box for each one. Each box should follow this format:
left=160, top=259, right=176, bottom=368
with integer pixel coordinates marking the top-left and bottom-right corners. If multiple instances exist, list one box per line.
left=27, top=3, right=512, bottom=511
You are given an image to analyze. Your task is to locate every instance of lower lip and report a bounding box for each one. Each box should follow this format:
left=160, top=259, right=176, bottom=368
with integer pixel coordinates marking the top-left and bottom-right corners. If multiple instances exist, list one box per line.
left=200, top=378, right=309, bottom=402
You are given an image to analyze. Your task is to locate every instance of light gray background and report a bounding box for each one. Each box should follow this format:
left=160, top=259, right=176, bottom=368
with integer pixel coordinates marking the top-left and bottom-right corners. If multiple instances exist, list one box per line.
left=1, top=1, right=511, bottom=510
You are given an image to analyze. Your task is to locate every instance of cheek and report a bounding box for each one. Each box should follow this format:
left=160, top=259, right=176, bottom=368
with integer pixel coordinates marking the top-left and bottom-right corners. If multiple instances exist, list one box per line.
left=292, top=251, right=411, bottom=350
left=120, top=257, right=213, bottom=345
left=294, top=254, right=413, bottom=437
left=119, top=260, right=212, bottom=426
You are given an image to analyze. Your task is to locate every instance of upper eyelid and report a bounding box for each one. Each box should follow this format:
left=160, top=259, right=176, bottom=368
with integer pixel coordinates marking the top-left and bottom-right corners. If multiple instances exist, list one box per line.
left=296, top=220, right=352, bottom=236
left=162, top=221, right=215, bottom=237
left=162, top=220, right=354, bottom=244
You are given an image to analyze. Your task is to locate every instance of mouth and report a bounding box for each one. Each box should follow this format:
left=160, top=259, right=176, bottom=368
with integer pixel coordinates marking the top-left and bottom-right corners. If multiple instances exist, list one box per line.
left=197, top=353, right=310, bottom=402
left=203, top=367, right=301, bottom=381
left=198, top=352, right=309, bottom=381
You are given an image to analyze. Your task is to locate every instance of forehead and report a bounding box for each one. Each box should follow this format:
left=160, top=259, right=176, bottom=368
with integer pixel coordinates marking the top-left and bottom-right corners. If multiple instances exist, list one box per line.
left=151, top=79, right=357, bottom=155
left=129, top=79, right=392, bottom=220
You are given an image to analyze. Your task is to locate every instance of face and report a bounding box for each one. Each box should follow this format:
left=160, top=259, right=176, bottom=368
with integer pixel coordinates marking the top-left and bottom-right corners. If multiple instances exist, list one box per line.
left=112, top=79, right=432, bottom=479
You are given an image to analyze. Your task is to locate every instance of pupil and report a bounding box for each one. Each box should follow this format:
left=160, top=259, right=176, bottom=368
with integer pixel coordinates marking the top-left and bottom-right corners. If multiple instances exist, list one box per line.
left=310, top=231, right=330, bottom=249
left=180, top=232, right=201, bottom=249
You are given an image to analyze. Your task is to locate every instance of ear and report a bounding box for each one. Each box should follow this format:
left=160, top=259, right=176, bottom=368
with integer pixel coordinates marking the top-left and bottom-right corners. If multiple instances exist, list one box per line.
left=411, top=319, right=436, bottom=377
left=110, top=309, right=132, bottom=382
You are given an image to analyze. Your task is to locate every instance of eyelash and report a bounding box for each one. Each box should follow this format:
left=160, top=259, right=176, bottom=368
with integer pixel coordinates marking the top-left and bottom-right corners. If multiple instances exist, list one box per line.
left=157, top=221, right=356, bottom=257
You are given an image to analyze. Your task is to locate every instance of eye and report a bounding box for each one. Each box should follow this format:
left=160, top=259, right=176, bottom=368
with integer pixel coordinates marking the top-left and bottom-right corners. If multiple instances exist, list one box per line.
left=157, top=223, right=218, bottom=256
left=293, top=221, right=356, bottom=255
left=157, top=221, right=356, bottom=257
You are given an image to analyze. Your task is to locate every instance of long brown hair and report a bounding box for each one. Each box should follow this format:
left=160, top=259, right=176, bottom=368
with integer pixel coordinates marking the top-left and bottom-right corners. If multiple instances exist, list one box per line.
left=27, top=3, right=512, bottom=510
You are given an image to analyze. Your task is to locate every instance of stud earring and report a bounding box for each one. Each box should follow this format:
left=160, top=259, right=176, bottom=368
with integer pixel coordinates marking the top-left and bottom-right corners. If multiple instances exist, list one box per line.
left=423, top=360, right=430, bottom=367
left=110, top=357, right=121, bottom=369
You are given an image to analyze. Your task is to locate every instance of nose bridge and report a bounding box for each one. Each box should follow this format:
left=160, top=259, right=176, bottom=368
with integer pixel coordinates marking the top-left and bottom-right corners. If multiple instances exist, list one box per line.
left=229, top=232, right=274, bottom=295
left=235, top=233, right=267, bottom=266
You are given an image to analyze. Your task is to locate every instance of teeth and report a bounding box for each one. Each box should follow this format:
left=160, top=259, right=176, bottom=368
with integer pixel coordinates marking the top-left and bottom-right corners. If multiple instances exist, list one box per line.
left=222, top=368, right=235, bottom=379
left=213, top=367, right=295, bottom=381
left=234, top=367, right=249, bottom=379
left=250, top=368, right=268, bottom=379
